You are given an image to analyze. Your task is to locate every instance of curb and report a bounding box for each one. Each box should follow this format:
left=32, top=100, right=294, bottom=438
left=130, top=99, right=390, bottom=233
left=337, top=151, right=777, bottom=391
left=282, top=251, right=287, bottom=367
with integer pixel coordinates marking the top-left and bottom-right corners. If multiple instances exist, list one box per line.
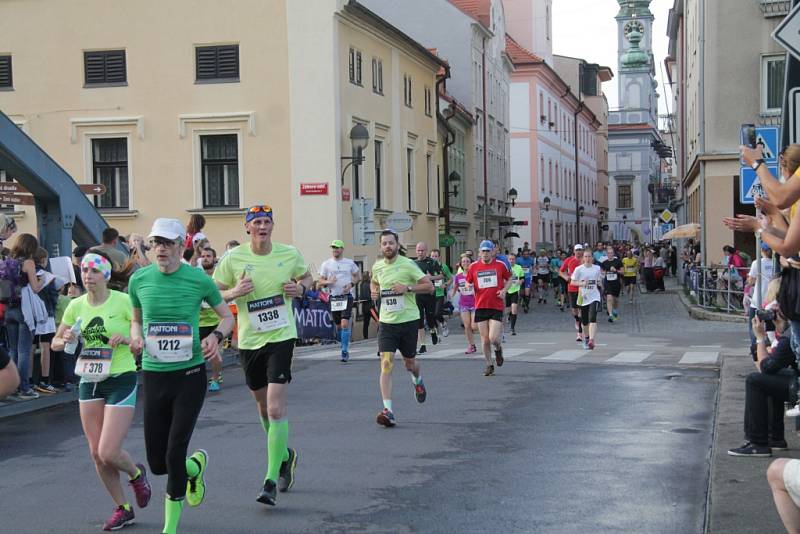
left=676, top=289, right=747, bottom=323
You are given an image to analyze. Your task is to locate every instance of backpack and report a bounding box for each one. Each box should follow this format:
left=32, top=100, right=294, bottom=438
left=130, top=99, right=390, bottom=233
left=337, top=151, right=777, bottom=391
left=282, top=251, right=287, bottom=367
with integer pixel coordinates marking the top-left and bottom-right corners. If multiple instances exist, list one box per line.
left=0, top=257, right=22, bottom=304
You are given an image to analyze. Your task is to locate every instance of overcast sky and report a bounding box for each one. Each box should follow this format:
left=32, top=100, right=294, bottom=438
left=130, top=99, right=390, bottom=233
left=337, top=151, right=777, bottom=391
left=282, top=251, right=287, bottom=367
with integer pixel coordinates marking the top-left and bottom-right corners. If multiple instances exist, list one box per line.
left=552, top=0, right=674, bottom=118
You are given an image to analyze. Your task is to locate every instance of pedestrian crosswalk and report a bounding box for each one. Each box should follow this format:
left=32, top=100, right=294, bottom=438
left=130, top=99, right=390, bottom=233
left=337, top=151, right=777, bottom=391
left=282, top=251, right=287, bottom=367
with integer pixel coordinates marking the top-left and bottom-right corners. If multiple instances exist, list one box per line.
left=293, top=344, right=721, bottom=367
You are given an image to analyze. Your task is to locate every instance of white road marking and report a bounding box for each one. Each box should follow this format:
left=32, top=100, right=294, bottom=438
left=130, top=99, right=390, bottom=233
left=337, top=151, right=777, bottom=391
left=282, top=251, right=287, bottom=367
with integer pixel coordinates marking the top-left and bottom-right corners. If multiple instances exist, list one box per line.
left=541, top=350, right=586, bottom=361
left=607, top=351, right=652, bottom=363
left=528, top=342, right=557, bottom=345
left=679, top=351, right=719, bottom=364
left=690, top=345, right=722, bottom=348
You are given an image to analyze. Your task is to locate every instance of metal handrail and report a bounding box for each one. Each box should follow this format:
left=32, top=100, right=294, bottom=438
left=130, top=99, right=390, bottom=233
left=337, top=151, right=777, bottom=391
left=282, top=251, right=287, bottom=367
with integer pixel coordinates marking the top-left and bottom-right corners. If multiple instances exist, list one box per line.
left=682, top=264, right=748, bottom=314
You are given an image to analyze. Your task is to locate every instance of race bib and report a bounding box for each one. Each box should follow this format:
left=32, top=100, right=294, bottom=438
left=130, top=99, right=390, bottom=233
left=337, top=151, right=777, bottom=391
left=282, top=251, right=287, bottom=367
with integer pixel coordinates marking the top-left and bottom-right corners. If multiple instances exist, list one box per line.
left=434, top=279, right=444, bottom=288
left=606, top=273, right=618, bottom=281
left=459, top=281, right=474, bottom=295
left=247, top=295, right=289, bottom=332
left=330, top=295, right=349, bottom=312
left=146, top=323, right=193, bottom=363
left=477, top=270, right=498, bottom=289
left=587, top=280, right=597, bottom=290
left=75, top=347, right=113, bottom=382
left=381, top=290, right=405, bottom=312
left=522, top=267, right=531, bottom=275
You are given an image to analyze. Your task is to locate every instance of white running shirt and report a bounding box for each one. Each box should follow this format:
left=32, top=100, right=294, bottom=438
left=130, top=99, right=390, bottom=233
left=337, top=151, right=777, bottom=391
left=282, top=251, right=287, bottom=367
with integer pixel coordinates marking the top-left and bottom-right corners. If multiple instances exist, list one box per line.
left=571, top=264, right=602, bottom=305
left=319, top=257, right=360, bottom=296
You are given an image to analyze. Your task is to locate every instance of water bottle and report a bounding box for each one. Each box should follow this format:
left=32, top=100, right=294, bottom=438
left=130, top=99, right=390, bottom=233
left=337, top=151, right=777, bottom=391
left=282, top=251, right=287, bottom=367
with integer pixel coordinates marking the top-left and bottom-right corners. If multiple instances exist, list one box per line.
left=65, top=318, right=82, bottom=355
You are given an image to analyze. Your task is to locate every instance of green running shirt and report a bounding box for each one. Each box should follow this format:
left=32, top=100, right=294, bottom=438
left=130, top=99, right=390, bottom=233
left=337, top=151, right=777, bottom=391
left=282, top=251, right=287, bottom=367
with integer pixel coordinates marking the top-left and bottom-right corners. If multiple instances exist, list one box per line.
left=371, top=255, right=426, bottom=324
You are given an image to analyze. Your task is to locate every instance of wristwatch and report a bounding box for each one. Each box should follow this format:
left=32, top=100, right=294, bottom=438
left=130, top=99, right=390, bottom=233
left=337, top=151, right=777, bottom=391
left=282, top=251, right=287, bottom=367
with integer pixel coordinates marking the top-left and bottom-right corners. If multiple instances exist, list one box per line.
left=752, top=158, right=765, bottom=171
left=407, top=285, right=414, bottom=293
left=211, top=330, right=225, bottom=343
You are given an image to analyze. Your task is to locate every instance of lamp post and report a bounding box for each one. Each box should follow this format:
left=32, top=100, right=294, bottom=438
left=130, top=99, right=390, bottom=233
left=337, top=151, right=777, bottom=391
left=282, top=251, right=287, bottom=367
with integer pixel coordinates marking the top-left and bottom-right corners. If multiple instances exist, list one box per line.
left=340, top=124, right=370, bottom=194
left=508, top=188, right=518, bottom=207
left=543, top=196, right=551, bottom=211
left=443, top=170, right=461, bottom=266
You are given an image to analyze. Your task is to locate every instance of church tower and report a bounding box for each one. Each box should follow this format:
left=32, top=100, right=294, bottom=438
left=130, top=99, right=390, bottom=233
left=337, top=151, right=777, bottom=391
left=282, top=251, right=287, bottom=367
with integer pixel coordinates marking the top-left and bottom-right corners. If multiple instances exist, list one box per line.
left=615, top=0, right=658, bottom=126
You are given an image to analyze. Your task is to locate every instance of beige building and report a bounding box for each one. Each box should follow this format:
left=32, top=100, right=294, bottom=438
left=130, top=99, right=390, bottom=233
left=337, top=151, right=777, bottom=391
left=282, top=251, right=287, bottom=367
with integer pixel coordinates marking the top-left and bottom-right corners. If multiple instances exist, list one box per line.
left=667, top=0, right=787, bottom=263
left=0, top=0, right=444, bottom=272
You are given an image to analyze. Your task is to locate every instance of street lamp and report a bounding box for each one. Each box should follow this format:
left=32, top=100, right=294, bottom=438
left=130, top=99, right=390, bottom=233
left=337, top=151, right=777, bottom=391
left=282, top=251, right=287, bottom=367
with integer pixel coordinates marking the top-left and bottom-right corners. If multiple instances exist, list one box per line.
left=508, top=188, right=518, bottom=207
left=447, top=171, right=461, bottom=198
left=579, top=205, right=585, bottom=217
left=543, top=196, right=551, bottom=211
left=340, top=123, right=370, bottom=187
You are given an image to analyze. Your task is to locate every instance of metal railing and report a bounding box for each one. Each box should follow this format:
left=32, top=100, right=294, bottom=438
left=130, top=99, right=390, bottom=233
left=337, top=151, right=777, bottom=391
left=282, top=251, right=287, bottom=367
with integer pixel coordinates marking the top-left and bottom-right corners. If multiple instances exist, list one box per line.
left=683, top=265, right=747, bottom=314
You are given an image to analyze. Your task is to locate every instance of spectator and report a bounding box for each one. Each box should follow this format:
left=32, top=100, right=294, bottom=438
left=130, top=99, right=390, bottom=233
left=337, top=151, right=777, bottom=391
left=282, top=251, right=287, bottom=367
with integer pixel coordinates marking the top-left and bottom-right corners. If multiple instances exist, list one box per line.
left=184, top=214, right=206, bottom=249
left=226, top=240, right=240, bottom=251
left=746, top=244, right=775, bottom=351
left=728, top=310, right=795, bottom=457
left=0, top=213, right=17, bottom=248
left=51, top=282, right=81, bottom=391
left=31, top=246, right=59, bottom=394
left=91, top=227, right=129, bottom=271
left=128, top=232, right=151, bottom=268
left=72, top=246, right=88, bottom=289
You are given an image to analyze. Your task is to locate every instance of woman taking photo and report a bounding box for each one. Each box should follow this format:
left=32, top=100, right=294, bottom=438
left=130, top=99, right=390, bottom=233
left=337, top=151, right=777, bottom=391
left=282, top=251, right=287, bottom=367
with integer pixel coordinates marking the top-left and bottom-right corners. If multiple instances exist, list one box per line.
left=451, top=254, right=477, bottom=354
left=6, top=233, right=44, bottom=399
left=52, top=251, right=152, bottom=531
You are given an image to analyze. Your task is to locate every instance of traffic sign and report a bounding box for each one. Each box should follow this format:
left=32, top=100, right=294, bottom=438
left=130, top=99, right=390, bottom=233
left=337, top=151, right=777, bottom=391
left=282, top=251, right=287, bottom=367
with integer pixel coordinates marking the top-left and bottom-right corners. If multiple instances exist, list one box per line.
left=659, top=209, right=674, bottom=224
left=439, top=234, right=455, bottom=247
left=385, top=212, right=413, bottom=233
left=753, top=126, right=780, bottom=163
left=352, top=198, right=376, bottom=246
left=773, top=2, right=800, bottom=62
left=740, top=165, right=778, bottom=204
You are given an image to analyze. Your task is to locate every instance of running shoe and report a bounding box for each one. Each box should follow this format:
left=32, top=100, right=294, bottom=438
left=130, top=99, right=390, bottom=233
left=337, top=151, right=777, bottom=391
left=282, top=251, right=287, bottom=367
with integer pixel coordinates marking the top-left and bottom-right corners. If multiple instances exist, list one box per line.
left=495, top=347, right=504, bottom=367
left=34, top=383, right=57, bottom=395
left=431, top=330, right=439, bottom=345
left=102, top=506, right=135, bottom=531
left=511, top=330, right=517, bottom=336
left=560, top=305, right=564, bottom=312
left=17, top=389, right=39, bottom=400
left=217, top=372, right=224, bottom=384
left=442, top=322, right=450, bottom=337
left=340, top=351, right=349, bottom=363
left=727, top=442, right=771, bottom=457
left=543, top=299, right=547, bottom=304
left=414, top=380, right=427, bottom=403
left=257, top=479, right=277, bottom=506
left=129, top=463, right=152, bottom=508
left=186, top=449, right=208, bottom=507
left=376, top=408, right=396, bottom=427
left=588, top=339, right=595, bottom=350
left=465, top=344, right=477, bottom=354
left=612, top=310, right=619, bottom=318
left=278, top=448, right=298, bottom=492
left=608, top=316, right=614, bottom=323
left=770, top=439, right=789, bottom=451
left=575, top=335, right=582, bottom=343
left=208, top=380, right=220, bottom=392
left=582, top=340, right=590, bottom=350
left=538, top=298, right=542, bottom=304
left=419, top=345, right=427, bottom=354
left=484, top=364, right=495, bottom=376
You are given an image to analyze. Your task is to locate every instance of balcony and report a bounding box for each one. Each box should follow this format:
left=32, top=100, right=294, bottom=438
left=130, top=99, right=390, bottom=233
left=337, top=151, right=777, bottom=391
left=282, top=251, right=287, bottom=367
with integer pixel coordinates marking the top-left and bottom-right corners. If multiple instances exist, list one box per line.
left=760, top=0, right=790, bottom=17
left=649, top=183, right=677, bottom=210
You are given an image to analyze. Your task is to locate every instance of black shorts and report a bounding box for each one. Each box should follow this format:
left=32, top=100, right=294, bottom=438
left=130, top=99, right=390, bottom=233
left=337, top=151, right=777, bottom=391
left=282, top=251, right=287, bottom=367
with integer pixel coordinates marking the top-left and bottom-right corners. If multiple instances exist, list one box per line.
left=569, top=292, right=580, bottom=309
left=623, top=276, right=637, bottom=286
left=35, top=332, right=55, bottom=344
left=378, top=320, right=417, bottom=358
left=474, top=308, right=504, bottom=323
left=505, top=292, right=519, bottom=307
left=604, top=282, right=621, bottom=298
left=238, top=339, right=295, bottom=389
left=330, top=294, right=354, bottom=324
left=535, top=274, right=549, bottom=284
left=198, top=325, right=219, bottom=340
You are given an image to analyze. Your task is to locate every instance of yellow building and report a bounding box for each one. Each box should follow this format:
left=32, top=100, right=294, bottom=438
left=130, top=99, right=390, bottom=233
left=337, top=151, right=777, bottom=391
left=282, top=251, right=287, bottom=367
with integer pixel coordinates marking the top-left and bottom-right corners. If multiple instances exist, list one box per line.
left=0, top=0, right=444, bottom=272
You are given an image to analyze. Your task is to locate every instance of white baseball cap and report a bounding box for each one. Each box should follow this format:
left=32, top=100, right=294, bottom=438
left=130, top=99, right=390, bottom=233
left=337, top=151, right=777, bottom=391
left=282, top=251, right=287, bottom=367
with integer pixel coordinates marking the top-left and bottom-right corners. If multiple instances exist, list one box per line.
left=192, top=232, right=207, bottom=244
left=574, top=244, right=584, bottom=251
left=148, top=218, right=186, bottom=241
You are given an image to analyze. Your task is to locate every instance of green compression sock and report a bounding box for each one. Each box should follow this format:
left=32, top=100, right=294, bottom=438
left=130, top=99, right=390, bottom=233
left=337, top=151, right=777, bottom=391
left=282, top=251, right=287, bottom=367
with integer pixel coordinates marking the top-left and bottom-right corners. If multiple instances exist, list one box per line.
left=163, top=497, right=184, bottom=534
left=185, top=457, right=200, bottom=479
left=260, top=415, right=270, bottom=436
left=266, top=419, right=289, bottom=482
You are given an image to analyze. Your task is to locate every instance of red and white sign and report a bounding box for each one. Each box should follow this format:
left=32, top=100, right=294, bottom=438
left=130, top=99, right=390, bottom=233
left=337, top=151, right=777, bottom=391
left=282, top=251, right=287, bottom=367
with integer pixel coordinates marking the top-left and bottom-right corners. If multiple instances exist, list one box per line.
left=341, top=188, right=351, bottom=201
left=300, top=182, right=329, bottom=196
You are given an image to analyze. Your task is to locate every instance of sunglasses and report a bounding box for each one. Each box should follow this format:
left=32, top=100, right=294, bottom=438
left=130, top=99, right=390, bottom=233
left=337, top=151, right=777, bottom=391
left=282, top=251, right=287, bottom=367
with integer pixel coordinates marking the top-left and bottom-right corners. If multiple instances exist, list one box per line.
left=149, top=237, right=179, bottom=248
left=248, top=205, right=272, bottom=215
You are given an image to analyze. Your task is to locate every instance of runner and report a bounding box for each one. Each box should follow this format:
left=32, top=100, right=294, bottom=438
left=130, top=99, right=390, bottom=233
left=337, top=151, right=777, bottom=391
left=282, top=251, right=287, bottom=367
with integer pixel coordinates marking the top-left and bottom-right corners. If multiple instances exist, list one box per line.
left=451, top=254, right=476, bottom=353
left=467, top=240, right=512, bottom=376
left=414, top=242, right=443, bottom=353
left=622, top=248, right=640, bottom=304
left=370, top=229, right=433, bottom=427
left=504, top=254, right=525, bottom=336
left=516, top=249, right=534, bottom=313
left=214, top=204, right=311, bottom=507
left=318, top=239, right=361, bottom=362
left=600, top=245, right=623, bottom=323
left=52, top=251, right=152, bottom=532
left=560, top=245, right=585, bottom=343
left=429, top=248, right=452, bottom=338
left=534, top=248, right=550, bottom=304
left=571, top=250, right=603, bottom=350
left=550, top=251, right=565, bottom=311
left=199, top=247, right=223, bottom=391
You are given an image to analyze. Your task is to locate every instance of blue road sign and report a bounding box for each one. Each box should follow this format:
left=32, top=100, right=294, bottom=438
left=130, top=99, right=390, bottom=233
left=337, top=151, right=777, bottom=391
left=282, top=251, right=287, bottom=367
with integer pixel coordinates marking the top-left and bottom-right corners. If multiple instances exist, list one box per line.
left=755, top=126, right=780, bottom=163
left=740, top=165, right=778, bottom=204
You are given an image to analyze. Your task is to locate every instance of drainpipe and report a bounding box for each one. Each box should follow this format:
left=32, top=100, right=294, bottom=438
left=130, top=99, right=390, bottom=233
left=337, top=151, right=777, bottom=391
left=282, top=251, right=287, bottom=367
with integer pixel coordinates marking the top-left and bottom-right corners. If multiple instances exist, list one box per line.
left=699, top=0, right=706, bottom=265
left=436, top=69, right=455, bottom=266
left=482, top=37, right=489, bottom=238
left=574, top=101, right=583, bottom=243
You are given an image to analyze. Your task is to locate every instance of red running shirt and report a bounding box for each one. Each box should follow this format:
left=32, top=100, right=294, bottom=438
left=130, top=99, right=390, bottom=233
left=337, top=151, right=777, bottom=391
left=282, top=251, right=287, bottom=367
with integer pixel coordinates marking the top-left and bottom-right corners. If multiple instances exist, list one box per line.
left=560, top=256, right=581, bottom=293
left=466, top=260, right=510, bottom=311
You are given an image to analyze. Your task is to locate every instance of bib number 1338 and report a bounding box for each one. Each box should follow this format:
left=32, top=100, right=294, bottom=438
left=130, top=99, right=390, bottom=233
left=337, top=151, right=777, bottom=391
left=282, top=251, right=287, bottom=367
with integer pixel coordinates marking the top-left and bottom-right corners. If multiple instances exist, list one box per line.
left=248, top=295, right=289, bottom=332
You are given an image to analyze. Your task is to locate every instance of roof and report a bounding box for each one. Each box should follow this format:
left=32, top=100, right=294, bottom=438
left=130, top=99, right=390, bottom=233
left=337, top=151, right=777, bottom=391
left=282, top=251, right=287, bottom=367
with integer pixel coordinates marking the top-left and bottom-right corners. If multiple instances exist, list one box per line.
left=448, top=0, right=491, bottom=28
left=505, top=35, right=543, bottom=66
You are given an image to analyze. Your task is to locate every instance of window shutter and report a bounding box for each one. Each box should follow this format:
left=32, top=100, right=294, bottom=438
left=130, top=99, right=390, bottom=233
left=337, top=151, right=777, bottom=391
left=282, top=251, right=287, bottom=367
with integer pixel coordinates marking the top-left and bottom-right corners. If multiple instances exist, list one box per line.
left=196, top=45, right=239, bottom=81
left=0, top=56, right=11, bottom=88
left=104, top=51, right=126, bottom=83
left=84, top=50, right=126, bottom=85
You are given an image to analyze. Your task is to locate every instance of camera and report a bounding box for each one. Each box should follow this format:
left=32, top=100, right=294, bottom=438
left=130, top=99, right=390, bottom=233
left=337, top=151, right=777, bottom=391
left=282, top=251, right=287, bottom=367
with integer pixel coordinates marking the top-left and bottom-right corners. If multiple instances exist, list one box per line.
left=756, top=309, right=776, bottom=322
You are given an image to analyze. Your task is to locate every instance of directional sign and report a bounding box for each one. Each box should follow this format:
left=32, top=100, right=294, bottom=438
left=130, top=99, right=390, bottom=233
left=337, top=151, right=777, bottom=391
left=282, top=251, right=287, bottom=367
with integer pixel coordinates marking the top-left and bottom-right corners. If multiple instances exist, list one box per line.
left=0, top=194, right=34, bottom=205
left=740, top=165, right=778, bottom=204
left=79, top=183, right=107, bottom=195
left=773, top=1, right=800, bottom=62
left=0, top=182, right=107, bottom=195
left=754, top=126, right=780, bottom=163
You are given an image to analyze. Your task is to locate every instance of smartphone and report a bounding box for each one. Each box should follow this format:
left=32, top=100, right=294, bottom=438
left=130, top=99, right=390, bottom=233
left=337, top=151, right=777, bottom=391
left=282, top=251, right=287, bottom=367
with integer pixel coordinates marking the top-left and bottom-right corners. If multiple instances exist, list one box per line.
left=741, top=124, right=757, bottom=149
left=756, top=308, right=775, bottom=322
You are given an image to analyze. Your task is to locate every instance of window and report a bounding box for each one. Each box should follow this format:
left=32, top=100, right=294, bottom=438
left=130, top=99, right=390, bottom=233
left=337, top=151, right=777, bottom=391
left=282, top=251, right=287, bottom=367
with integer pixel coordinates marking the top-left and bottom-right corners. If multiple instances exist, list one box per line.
left=84, top=50, right=126, bottom=86
left=406, top=148, right=415, bottom=210
left=196, top=45, right=239, bottom=82
left=540, top=157, right=545, bottom=191
left=426, top=154, right=433, bottom=213
left=92, top=138, right=129, bottom=209
left=617, top=183, right=632, bottom=209
left=424, top=86, right=432, bottom=116
left=348, top=48, right=362, bottom=85
left=0, top=55, right=12, bottom=89
left=762, top=54, right=785, bottom=113
left=372, top=58, right=383, bottom=94
left=404, top=75, right=412, bottom=107
left=200, top=134, right=239, bottom=208
left=374, top=140, right=383, bottom=208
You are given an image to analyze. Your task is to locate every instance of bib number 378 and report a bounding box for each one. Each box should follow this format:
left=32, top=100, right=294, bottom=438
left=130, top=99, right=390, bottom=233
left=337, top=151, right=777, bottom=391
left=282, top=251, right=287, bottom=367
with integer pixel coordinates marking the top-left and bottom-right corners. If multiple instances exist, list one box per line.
left=76, top=347, right=113, bottom=382
left=248, top=295, right=289, bottom=332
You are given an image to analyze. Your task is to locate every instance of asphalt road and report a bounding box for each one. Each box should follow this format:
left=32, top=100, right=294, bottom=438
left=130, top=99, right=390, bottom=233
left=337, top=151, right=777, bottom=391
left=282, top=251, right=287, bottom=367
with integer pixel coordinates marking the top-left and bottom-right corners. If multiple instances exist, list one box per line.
left=0, top=287, right=728, bottom=533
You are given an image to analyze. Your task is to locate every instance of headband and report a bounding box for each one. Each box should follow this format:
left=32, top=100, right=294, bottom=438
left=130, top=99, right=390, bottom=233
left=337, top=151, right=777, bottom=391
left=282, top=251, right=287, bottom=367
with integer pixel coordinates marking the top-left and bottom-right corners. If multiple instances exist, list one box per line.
left=81, top=253, right=112, bottom=281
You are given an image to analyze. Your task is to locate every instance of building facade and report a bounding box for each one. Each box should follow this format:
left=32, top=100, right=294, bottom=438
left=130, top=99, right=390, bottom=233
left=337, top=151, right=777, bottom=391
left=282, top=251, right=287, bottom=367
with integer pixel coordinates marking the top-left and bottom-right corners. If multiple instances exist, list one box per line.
left=0, top=0, right=443, bottom=269
left=666, top=0, right=787, bottom=263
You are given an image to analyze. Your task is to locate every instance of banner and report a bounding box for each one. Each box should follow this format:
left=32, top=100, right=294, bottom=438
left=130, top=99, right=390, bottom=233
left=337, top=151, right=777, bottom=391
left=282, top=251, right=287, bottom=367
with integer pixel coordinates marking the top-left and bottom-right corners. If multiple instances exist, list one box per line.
left=292, top=298, right=336, bottom=341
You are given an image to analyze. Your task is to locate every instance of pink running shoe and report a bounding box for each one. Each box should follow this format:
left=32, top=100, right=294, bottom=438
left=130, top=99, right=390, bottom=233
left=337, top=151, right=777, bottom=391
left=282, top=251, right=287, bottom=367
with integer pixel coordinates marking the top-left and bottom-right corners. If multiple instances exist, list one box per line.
left=103, top=506, right=134, bottom=531
left=588, top=339, right=595, bottom=350
left=129, top=463, right=152, bottom=508
left=465, top=344, right=477, bottom=354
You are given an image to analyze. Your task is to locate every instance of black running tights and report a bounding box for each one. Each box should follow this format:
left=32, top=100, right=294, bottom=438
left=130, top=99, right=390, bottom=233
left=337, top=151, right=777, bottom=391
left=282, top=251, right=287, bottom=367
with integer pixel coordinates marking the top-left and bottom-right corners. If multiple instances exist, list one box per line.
left=142, top=364, right=206, bottom=499
left=580, top=302, right=599, bottom=326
